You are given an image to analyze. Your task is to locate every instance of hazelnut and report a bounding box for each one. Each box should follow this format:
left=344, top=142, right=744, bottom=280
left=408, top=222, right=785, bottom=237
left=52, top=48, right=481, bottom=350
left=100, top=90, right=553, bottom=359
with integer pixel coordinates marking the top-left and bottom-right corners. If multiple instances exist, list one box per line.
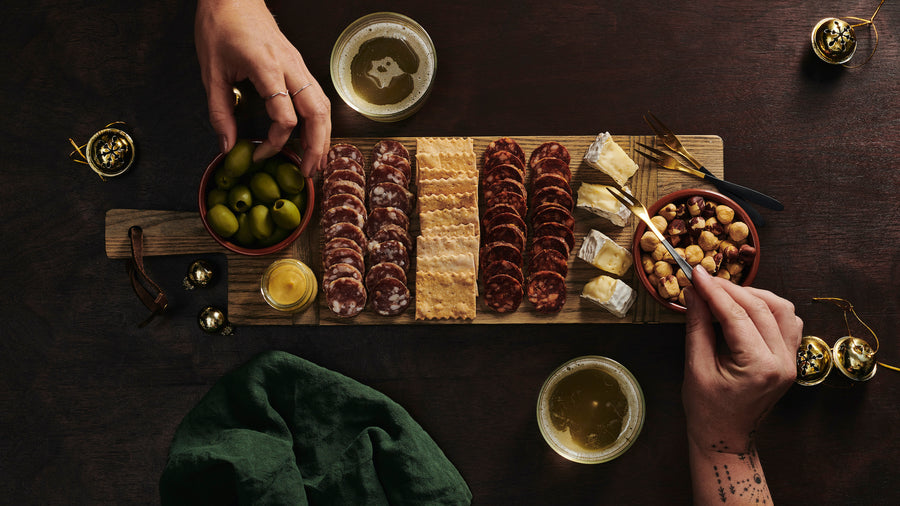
left=667, top=219, right=687, bottom=236
left=640, top=231, right=660, bottom=252
left=716, top=205, right=735, bottom=225
left=684, top=244, right=704, bottom=265
left=722, top=244, right=740, bottom=263
left=676, top=268, right=691, bottom=287
left=700, top=256, right=717, bottom=274
left=667, top=234, right=683, bottom=248
left=678, top=288, right=687, bottom=305
left=658, top=274, right=680, bottom=299
left=652, top=243, right=672, bottom=263
left=647, top=273, right=660, bottom=287
left=687, top=196, right=705, bottom=217
left=698, top=230, right=720, bottom=252
left=674, top=247, right=686, bottom=260
left=727, top=221, right=750, bottom=242
left=725, top=262, right=744, bottom=276
left=705, top=217, right=724, bottom=236
left=641, top=254, right=655, bottom=274
left=674, top=203, right=687, bottom=218
left=701, top=200, right=717, bottom=218
left=739, top=244, right=757, bottom=263
left=688, top=216, right=706, bottom=237
left=659, top=203, right=678, bottom=221
left=651, top=215, right=668, bottom=232
left=716, top=269, right=731, bottom=281
left=653, top=261, right=673, bottom=278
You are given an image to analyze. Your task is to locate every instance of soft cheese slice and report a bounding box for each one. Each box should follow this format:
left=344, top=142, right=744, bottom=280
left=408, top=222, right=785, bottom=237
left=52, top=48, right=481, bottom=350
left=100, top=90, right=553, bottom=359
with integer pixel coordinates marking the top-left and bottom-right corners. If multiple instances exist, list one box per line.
left=577, top=229, right=633, bottom=276
left=581, top=275, right=636, bottom=318
left=583, top=132, right=639, bottom=186
left=576, top=182, right=632, bottom=227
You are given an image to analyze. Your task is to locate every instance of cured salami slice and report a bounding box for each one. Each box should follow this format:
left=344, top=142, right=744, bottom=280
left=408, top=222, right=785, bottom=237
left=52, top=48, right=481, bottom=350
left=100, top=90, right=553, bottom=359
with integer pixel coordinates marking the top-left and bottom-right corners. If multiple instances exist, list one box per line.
left=325, top=277, right=367, bottom=317
left=529, top=249, right=569, bottom=277
left=372, top=154, right=411, bottom=180
left=373, top=139, right=410, bottom=162
left=483, top=137, right=525, bottom=166
left=324, top=168, right=366, bottom=190
left=324, top=237, right=363, bottom=256
left=486, top=190, right=527, bottom=217
left=483, top=150, right=526, bottom=174
left=485, top=223, right=526, bottom=252
left=529, top=141, right=571, bottom=167
left=481, top=241, right=523, bottom=267
left=365, top=207, right=409, bottom=237
left=483, top=179, right=526, bottom=203
left=533, top=185, right=574, bottom=211
left=482, top=163, right=525, bottom=187
left=323, top=156, right=364, bottom=180
left=369, top=276, right=411, bottom=316
left=368, top=224, right=413, bottom=253
left=322, top=247, right=365, bottom=274
left=533, top=222, right=575, bottom=251
left=322, top=262, right=363, bottom=288
left=368, top=182, right=413, bottom=214
left=482, top=203, right=519, bottom=228
left=482, top=259, right=524, bottom=285
left=323, top=179, right=365, bottom=202
left=327, top=144, right=364, bottom=167
left=367, top=164, right=409, bottom=189
left=323, top=222, right=367, bottom=252
left=531, top=235, right=570, bottom=258
left=321, top=205, right=365, bottom=231
left=526, top=270, right=567, bottom=313
left=532, top=173, right=572, bottom=195
left=532, top=202, right=575, bottom=230
left=365, top=261, right=408, bottom=291
left=368, top=239, right=409, bottom=272
left=532, top=157, right=572, bottom=183
left=484, top=211, right=526, bottom=234
left=483, top=273, right=524, bottom=313
left=322, top=193, right=366, bottom=216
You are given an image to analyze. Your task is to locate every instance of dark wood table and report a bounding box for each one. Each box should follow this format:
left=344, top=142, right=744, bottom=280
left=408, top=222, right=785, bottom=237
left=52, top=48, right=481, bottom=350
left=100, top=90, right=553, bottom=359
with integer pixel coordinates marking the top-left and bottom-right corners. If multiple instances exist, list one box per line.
left=2, top=1, right=898, bottom=503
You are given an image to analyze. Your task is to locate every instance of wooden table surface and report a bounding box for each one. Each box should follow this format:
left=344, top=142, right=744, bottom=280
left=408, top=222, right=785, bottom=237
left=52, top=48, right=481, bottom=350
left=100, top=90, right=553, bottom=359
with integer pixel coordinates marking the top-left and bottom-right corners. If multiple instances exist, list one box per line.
left=2, top=1, right=898, bottom=504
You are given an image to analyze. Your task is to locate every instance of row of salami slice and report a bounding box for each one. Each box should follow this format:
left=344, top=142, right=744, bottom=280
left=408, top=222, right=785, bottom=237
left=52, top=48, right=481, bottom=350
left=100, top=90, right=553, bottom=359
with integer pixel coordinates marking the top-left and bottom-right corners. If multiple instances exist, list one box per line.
left=524, top=142, right=574, bottom=313
left=480, top=137, right=529, bottom=313
left=321, top=141, right=414, bottom=317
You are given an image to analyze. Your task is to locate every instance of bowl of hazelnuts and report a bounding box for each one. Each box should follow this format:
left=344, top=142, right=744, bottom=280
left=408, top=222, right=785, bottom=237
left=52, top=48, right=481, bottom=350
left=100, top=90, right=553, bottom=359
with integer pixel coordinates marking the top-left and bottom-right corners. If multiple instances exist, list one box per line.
left=632, top=188, right=760, bottom=313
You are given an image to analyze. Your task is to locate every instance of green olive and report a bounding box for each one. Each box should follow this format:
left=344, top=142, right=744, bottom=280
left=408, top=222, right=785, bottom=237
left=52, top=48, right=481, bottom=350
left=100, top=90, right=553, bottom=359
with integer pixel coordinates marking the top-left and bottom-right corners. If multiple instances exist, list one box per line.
left=232, top=212, right=256, bottom=247
left=275, top=162, right=305, bottom=194
left=207, top=204, right=239, bottom=238
left=285, top=191, right=307, bottom=212
left=262, top=157, right=281, bottom=176
left=206, top=188, right=228, bottom=209
left=250, top=172, right=281, bottom=204
left=227, top=184, right=253, bottom=213
left=258, top=226, right=292, bottom=247
left=222, top=139, right=254, bottom=178
left=214, top=168, right=236, bottom=190
left=248, top=204, right=275, bottom=240
left=271, top=199, right=302, bottom=229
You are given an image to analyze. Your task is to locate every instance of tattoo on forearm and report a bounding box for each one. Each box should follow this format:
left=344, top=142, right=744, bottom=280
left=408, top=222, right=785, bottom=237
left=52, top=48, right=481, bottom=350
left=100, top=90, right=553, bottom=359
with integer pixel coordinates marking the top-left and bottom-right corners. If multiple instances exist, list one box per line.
left=709, top=441, right=771, bottom=504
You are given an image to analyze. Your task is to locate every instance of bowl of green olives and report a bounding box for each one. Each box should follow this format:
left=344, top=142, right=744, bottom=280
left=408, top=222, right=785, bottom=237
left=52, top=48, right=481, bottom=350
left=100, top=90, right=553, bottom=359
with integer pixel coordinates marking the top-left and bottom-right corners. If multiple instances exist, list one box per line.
left=199, top=140, right=315, bottom=256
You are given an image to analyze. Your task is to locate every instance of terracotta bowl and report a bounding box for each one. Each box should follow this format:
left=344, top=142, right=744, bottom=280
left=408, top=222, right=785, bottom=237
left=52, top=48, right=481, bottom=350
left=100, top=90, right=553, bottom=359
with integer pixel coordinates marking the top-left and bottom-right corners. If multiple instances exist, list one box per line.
left=632, top=189, right=760, bottom=313
left=198, top=145, right=314, bottom=256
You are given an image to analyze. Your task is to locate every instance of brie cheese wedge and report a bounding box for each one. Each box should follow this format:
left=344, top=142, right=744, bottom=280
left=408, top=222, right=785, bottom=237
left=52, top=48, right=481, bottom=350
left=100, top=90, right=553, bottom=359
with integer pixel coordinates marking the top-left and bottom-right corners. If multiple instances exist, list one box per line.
left=581, top=275, right=636, bottom=318
left=576, top=182, right=632, bottom=227
left=577, top=229, right=633, bottom=276
left=583, top=132, right=639, bottom=187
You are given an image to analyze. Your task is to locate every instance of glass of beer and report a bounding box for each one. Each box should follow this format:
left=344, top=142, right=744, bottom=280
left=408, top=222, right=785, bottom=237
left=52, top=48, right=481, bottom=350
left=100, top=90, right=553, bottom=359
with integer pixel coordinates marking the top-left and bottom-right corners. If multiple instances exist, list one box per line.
left=536, top=356, right=645, bottom=463
left=330, top=12, right=436, bottom=122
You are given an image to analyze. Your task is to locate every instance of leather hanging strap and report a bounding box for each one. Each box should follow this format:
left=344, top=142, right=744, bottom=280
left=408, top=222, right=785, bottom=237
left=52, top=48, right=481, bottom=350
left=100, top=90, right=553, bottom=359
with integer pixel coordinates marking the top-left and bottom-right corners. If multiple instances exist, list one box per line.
left=127, top=226, right=168, bottom=327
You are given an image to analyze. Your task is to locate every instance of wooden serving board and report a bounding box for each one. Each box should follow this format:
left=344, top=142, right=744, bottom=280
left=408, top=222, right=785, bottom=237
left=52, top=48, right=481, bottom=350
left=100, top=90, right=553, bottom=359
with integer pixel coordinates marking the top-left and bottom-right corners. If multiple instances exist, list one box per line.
left=105, top=135, right=723, bottom=325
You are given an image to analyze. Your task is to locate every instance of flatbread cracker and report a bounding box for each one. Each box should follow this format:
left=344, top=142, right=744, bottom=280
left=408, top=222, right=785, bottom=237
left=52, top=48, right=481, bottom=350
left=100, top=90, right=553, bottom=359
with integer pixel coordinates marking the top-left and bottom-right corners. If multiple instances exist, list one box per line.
left=417, top=176, right=478, bottom=195
left=420, top=208, right=479, bottom=231
left=414, top=271, right=477, bottom=320
left=416, top=253, right=476, bottom=275
left=419, top=223, right=478, bottom=238
left=417, top=235, right=480, bottom=258
left=416, top=137, right=474, bottom=155
left=417, top=192, right=477, bottom=213
left=439, top=152, right=477, bottom=178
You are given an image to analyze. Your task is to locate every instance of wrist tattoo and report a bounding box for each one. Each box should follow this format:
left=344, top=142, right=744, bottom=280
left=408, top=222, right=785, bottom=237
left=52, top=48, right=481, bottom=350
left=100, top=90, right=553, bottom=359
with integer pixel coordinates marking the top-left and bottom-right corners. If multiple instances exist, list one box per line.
left=710, top=441, right=771, bottom=504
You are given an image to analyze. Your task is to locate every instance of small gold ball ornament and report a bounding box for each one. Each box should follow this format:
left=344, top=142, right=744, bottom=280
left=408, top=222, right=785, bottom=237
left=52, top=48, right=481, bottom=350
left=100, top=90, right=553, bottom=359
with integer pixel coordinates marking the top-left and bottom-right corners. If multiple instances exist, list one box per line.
left=833, top=336, right=877, bottom=381
left=811, top=17, right=857, bottom=64
left=198, top=306, right=234, bottom=335
left=183, top=259, right=215, bottom=289
left=796, top=335, right=834, bottom=386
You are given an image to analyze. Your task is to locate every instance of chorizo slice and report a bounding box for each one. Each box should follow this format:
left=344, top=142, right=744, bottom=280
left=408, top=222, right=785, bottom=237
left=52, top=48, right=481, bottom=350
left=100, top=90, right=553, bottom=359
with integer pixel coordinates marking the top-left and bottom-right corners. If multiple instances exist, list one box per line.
left=526, top=270, right=567, bottom=313
left=533, top=222, right=575, bottom=251
left=373, top=139, right=410, bottom=162
left=323, top=222, right=368, bottom=253
left=532, top=185, right=574, bottom=212
left=482, top=259, right=524, bottom=285
left=325, top=277, right=367, bottom=317
left=484, top=149, right=526, bottom=174
left=528, top=141, right=571, bottom=168
left=365, top=262, right=408, bottom=292
left=480, top=241, right=523, bottom=267
left=483, top=137, right=525, bottom=166
left=322, top=193, right=366, bottom=216
left=485, top=223, right=526, bottom=252
left=529, top=249, right=569, bottom=277
left=483, top=273, right=524, bottom=313
left=369, top=276, right=411, bottom=316
left=531, top=157, right=572, bottom=183
left=327, top=144, right=365, bottom=167
left=532, top=202, right=575, bottom=230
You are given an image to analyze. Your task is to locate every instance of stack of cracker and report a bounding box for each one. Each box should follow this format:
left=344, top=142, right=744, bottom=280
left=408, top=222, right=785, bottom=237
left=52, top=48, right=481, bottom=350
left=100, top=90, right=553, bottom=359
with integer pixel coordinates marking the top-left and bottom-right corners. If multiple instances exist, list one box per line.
left=414, top=138, right=480, bottom=320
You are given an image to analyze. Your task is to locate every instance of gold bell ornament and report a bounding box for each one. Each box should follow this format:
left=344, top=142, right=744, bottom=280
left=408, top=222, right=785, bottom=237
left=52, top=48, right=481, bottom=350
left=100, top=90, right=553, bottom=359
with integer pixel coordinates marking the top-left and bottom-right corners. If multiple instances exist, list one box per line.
left=811, top=0, right=885, bottom=68
left=198, top=305, right=234, bottom=335
left=183, top=259, right=215, bottom=290
left=68, top=121, right=136, bottom=180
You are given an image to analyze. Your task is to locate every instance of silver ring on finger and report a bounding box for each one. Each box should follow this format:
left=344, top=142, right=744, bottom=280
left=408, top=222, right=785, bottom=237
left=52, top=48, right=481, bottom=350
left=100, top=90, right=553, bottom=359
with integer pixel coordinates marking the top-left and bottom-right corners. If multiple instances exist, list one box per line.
left=290, top=83, right=313, bottom=97
left=265, top=90, right=289, bottom=100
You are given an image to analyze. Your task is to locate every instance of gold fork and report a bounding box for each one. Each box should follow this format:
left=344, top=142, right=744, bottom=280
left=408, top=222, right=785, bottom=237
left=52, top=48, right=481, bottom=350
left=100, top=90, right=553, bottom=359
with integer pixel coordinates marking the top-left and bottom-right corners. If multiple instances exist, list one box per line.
left=606, top=186, right=693, bottom=282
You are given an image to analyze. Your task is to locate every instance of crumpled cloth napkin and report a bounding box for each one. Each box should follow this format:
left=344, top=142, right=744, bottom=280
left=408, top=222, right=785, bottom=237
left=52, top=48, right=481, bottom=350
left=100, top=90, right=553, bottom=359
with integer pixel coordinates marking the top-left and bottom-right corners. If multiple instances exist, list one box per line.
left=159, top=350, right=472, bottom=505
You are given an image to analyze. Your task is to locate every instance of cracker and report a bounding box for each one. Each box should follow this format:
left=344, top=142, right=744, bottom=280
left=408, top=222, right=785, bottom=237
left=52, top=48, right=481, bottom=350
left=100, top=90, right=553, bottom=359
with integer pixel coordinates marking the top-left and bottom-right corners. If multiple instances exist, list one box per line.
left=417, top=165, right=459, bottom=182
left=415, top=152, right=442, bottom=170
left=420, top=208, right=479, bottom=232
left=417, top=192, right=477, bottom=213
left=417, top=234, right=481, bottom=258
left=414, top=271, right=477, bottom=320
left=416, top=137, right=474, bottom=155
left=417, top=176, right=478, bottom=195
left=419, top=223, right=478, bottom=238
left=439, top=152, right=477, bottom=178
left=416, top=253, right=476, bottom=275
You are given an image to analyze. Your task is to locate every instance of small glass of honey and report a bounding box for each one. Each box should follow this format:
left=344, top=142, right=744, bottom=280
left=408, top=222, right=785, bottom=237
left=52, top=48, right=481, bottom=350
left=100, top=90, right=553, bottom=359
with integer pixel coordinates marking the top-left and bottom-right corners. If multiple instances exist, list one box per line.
left=260, top=259, right=317, bottom=313
left=536, top=356, right=645, bottom=463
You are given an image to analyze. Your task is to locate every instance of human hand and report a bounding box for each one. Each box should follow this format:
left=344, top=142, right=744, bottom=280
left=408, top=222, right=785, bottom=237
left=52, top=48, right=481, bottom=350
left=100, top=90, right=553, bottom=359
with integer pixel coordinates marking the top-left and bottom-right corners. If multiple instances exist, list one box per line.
left=681, top=267, right=802, bottom=454
left=195, top=0, right=331, bottom=176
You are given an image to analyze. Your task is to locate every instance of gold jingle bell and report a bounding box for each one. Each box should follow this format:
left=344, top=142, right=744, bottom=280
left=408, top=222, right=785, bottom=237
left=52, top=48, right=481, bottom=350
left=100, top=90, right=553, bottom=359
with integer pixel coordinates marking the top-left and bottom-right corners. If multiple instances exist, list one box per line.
left=796, top=335, right=834, bottom=386
left=68, top=122, right=136, bottom=180
left=833, top=336, right=877, bottom=381
left=198, top=305, right=234, bottom=335
left=183, top=259, right=215, bottom=290
left=811, top=18, right=857, bottom=64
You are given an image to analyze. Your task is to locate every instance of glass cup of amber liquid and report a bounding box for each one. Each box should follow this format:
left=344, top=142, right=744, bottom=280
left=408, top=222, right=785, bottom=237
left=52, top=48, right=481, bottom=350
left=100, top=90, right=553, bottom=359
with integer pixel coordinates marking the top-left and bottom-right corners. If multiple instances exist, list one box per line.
left=260, top=259, right=317, bottom=313
left=537, top=356, right=645, bottom=463
left=330, top=12, right=436, bottom=122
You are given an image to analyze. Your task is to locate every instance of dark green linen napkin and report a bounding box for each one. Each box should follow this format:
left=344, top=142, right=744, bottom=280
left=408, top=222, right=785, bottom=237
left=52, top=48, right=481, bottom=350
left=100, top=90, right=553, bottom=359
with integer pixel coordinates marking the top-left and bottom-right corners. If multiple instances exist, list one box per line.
left=159, top=350, right=472, bottom=505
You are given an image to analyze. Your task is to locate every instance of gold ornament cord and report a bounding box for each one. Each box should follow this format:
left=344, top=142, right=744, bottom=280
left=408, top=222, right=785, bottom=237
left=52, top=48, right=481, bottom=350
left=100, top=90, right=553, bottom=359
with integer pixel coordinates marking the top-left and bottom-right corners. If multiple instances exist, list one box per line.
left=840, top=0, right=885, bottom=68
left=814, top=297, right=900, bottom=372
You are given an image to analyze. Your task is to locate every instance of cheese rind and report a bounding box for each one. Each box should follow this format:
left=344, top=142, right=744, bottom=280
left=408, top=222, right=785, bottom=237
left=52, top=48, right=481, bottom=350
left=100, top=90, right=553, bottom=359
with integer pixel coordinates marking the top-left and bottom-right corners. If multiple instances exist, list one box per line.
left=576, top=182, right=632, bottom=227
left=583, top=132, right=639, bottom=186
left=581, top=275, right=636, bottom=318
left=577, top=229, right=633, bottom=276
